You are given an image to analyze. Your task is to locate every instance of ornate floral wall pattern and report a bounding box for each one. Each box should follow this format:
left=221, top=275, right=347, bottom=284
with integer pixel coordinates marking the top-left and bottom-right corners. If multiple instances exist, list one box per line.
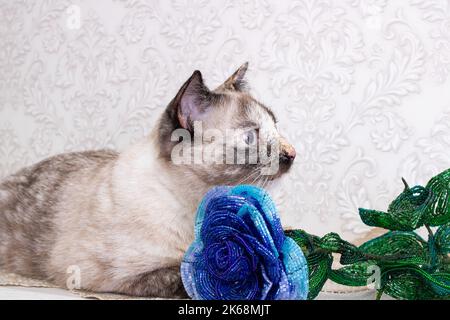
left=0, top=0, right=449, bottom=241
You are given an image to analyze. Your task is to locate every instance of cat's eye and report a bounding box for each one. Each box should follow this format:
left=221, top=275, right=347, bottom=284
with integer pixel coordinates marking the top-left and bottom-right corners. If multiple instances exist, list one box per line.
left=244, top=129, right=258, bottom=145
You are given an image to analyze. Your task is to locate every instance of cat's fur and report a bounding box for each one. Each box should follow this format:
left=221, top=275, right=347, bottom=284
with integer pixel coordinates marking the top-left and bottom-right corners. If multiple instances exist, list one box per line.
left=0, top=63, right=296, bottom=298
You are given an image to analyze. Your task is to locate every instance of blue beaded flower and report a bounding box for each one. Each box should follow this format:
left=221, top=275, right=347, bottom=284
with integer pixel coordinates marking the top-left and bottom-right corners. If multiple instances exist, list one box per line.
left=181, top=185, right=309, bottom=300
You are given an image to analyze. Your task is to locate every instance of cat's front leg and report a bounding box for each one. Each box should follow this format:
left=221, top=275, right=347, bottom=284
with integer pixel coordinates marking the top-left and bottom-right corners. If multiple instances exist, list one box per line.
left=115, top=267, right=188, bottom=299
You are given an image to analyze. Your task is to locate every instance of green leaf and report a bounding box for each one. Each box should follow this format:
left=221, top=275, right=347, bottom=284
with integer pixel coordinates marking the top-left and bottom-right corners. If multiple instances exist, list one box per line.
left=380, top=265, right=450, bottom=299
left=284, top=229, right=318, bottom=251
left=435, top=224, right=450, bottom=255
left=329, top=262, right=374, bottom=287
left=318, top=233, right=343, bottom=252
left=306, top=252, right=333, bottom=300
left=359, top=231, right=430, bottom=265
left=429, top=273, right=450, bottom=297
left=285, top=229, right=334, bottom=299
left=359, top=186, right=429, bottom=231
left=422, top=169, right=450, bottom=226
left=382, top=271, right=441, bottom=300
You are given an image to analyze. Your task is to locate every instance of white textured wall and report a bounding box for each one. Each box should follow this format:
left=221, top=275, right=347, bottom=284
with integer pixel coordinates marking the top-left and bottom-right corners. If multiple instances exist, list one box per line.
left=0, top=0, right=449, bottom=241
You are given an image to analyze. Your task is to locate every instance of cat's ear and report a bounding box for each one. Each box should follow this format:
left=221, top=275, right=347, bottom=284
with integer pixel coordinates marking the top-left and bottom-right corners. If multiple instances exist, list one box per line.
left=174, top=70, right=211, bottom=130
left=217, top=62, right=249, bottom=92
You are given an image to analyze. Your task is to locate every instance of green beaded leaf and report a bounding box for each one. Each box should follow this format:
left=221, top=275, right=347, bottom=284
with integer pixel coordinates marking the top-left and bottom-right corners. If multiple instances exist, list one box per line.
left=381, top=266, right=450, bottom=299
left=284, top=229, right=318, bottom=252
left=317, top=233, right=343, bottom=252
left=429, top=273, right=450, bottom=297
left=314, top=233, right=365, bottom=264
left=340, top=248, right=367, bottom=265
left=358, top=208, right=408, bottom=230
left=435, top=224, right=450, bottom=255
left=439, top=256, right=450, bottom=273
left=422, top=169, right=450, bottom=226
left=306, top=252, right=333, bottom=300
left=359, top=186, right=429, bottom=231
left=359, top=231, right=430, bottom=265
left=329, top=261, right=373, bottom=287
left=284, top=229, right=333, bottom=300
left=381, top=271, right=442, bottom=300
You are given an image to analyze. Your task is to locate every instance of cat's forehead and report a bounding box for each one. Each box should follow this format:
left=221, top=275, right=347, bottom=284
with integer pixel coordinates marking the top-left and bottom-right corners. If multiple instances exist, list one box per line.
left=232, top=92, right=277, bottom=126
left=206, top=90, right=277, bottom=130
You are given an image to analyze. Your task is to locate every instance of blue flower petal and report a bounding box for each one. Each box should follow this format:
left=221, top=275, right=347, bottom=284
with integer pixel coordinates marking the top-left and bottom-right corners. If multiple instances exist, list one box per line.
left=181, top=185, right=309, bottom=300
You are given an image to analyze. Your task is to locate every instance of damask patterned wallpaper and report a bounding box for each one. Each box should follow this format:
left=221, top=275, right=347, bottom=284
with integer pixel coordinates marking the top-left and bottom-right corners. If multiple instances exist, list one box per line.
left=0, top=0, right=449, bottom=241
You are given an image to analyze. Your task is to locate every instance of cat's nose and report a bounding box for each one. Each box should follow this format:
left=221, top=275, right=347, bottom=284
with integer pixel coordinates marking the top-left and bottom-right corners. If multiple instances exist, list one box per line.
left=279, top=138, right=296, bottom=163
left=280, top=148, right=296, bottom=163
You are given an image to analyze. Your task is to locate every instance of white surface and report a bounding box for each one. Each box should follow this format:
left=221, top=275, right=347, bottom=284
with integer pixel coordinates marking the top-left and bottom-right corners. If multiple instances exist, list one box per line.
left=0, top=287, right=84, bottom=300
left=0, top=0, right=449, bottom=241
left=0, top=286, right=386, bottom=300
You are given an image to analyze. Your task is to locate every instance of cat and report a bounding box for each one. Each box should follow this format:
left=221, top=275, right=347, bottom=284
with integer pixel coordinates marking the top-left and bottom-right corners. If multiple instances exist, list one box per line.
left=0, top=63, right=296, bottom=298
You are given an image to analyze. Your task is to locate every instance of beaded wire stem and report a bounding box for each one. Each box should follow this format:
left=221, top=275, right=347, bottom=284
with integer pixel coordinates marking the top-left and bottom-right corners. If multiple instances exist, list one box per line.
left=286, top=168, right=450, bottom=300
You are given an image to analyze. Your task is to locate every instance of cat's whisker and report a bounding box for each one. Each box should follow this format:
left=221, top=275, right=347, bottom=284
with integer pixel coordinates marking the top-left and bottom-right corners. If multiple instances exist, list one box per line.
left=250, top=170, right=263, bottom=186
left=235, top=167, right=260, bottom=185
left=234, top=172, right=253, bottom=185
left=260, top=176, right=267, bottom=189
left=263, top=176, right=270, bottom=189
left=240, top=173, right=259, bottom=186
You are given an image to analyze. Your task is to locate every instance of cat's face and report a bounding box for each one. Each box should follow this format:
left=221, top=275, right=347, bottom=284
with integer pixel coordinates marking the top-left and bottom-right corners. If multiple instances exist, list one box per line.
left=158, top=63, right=296, bottom=186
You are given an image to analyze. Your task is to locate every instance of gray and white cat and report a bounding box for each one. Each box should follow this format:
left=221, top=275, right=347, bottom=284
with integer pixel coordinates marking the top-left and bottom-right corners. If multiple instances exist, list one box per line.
left=0, top=63, right=296, bottom=298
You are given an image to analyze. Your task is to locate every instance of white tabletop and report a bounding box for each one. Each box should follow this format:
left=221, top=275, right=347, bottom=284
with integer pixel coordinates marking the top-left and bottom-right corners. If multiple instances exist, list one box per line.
left=0, top=286, right=387, bottom=300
